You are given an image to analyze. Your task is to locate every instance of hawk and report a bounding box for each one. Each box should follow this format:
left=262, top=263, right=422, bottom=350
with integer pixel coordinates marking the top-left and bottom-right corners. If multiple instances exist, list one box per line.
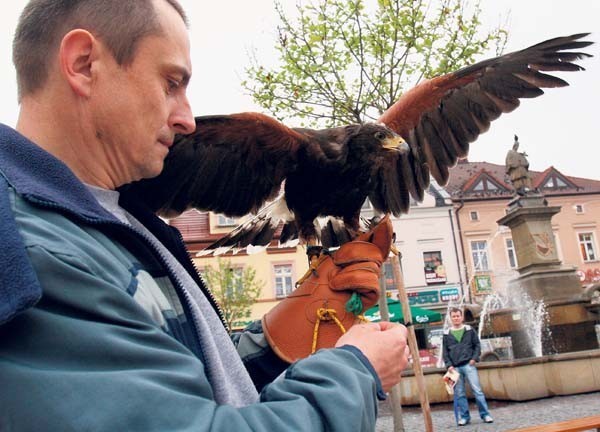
left=124, top=33, right=592, bottom=254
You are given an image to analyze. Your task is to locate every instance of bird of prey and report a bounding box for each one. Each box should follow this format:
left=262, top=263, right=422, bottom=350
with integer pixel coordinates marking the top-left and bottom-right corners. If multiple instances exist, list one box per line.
left=124, top=33, right=592, bottom=254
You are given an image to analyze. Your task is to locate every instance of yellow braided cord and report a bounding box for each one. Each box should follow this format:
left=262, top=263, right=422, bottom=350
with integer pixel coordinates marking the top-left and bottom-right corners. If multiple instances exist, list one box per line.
left=295, top=254, right=328, bottom=287
left=311, top=308, right=347, bottom=354
left=357, top=314, right=369, bottom=323
left=311, top=317, right=321, bottom=354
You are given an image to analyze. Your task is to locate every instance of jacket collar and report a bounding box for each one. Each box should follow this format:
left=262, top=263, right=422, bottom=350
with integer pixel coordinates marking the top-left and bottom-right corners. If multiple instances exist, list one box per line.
left=443, top=324, right=473, bottom=335
left=0, top=124, right=117, bottom=221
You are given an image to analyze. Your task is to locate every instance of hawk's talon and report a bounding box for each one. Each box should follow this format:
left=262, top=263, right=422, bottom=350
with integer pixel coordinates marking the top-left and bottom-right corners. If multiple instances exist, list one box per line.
left=307, top=245, right=323, bottom=266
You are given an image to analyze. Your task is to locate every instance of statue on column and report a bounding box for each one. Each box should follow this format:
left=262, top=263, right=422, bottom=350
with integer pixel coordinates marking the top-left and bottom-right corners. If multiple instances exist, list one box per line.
left=505, top=135, right=533, bottom=195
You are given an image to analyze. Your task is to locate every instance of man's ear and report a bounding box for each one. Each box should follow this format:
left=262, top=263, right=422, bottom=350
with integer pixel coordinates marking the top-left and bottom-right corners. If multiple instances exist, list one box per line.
left=59, top=29, right=97, bottom=97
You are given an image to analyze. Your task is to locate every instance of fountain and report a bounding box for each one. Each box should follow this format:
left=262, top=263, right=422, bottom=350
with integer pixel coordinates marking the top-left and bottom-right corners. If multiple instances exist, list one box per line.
left=395, top=141, right=600, bottom=405
left=491, top=192, right=598, bottom=357
left=397, top=270, right=600, bottom=405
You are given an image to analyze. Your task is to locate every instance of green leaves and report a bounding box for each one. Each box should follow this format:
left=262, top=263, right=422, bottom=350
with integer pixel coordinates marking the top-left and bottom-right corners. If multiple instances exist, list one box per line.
left=202, top=258, right=263, bottom=333
left=243, top=0, right=507, bottom=128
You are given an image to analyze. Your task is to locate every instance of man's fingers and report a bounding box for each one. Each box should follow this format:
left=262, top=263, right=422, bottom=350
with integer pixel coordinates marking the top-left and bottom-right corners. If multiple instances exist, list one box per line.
left=376, top=321, right=396, bottom=331
left=377, top=321, right=408, bottom=340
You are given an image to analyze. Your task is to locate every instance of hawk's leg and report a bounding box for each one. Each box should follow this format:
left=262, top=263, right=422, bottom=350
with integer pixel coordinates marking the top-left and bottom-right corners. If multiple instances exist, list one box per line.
left=299, top=220, right=322, bottom=266
left=305, top=236, right=322, bottom=266
left=293, top=235, right=324, bottom=288
left=343, top=213, right=362, bottom=240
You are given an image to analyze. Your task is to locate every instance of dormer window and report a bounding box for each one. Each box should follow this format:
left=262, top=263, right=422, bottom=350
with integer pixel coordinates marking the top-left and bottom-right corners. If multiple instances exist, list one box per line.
left=543, top=176, right=566, bottom=188
left=464, top=170, right=508, bottom=195
left=472, top=179, right=499, bottom=192
left=540, top=170, right=574, bottom=190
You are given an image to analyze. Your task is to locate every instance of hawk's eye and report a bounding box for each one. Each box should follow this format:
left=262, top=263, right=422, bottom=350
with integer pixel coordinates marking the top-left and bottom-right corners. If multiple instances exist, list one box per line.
left=374, top=131, right=386, bottom=140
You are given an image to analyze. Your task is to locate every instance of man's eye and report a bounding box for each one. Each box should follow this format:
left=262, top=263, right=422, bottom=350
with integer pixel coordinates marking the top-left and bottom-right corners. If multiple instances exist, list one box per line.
left=167, top=79, right=180, bottom=92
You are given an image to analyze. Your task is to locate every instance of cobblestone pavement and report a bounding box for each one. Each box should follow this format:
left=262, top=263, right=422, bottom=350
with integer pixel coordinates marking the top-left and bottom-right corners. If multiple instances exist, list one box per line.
left=376, top=391, right=600, bottom=431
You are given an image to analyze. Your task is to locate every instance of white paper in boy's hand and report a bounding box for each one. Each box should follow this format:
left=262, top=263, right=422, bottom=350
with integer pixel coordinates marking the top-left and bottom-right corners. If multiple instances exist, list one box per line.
left=443, top=369, right=460, bottom=395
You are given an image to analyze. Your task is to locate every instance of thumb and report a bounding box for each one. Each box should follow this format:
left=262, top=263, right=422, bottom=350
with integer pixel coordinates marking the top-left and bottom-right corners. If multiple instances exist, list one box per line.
left=377, top=321, right=399, bottom=331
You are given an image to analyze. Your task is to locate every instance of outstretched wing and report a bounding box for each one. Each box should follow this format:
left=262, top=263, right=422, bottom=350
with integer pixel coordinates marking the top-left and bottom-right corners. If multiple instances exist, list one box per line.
left=125, top=113, right=308, bottom=217
left=372, top=33, right=592, bottom=215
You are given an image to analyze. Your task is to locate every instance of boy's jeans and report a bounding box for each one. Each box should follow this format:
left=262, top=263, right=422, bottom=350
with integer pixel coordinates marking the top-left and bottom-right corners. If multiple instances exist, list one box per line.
left=453, top=363, right=491, bottom=423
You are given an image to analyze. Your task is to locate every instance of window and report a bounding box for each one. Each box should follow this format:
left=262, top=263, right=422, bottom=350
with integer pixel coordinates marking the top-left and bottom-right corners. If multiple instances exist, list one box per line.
left=467, top=174, right=506, bottom=194
left=470, top=211, right=479, bottom=221
left=473, top=179, right=498, bottom=191
left=217, top=214, right=236, bottom=226
left=471, top=240, right=489, bottom=271
left=542, top=174, right=569, bottom=190
left=575, top=204, right=584, bottom=214
left=423, top=251, right=446, bottom=284
left=506, top=238, right=518, bottom=269
left=578, top=233, right=597, bottom=262
left=274, top=264, right=294, bottom=297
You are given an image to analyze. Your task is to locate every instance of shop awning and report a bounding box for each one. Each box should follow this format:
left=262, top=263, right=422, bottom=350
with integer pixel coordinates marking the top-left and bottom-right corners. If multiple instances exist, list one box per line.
left=364, top=299, right=442, bottom=325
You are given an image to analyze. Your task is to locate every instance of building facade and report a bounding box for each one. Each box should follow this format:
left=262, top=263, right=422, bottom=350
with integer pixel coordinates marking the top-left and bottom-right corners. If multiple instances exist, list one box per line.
left=361, top=182, right=467, bottom=314
left=169, top=210, right=309, bottom=327
left=445, top=160, right=600, bottom=302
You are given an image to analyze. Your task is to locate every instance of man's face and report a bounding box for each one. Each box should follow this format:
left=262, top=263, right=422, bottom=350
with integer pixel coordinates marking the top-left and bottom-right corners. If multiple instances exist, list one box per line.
left=450, top=311, right=464, bottom=327
left=89, top=0, right=195, bottom=186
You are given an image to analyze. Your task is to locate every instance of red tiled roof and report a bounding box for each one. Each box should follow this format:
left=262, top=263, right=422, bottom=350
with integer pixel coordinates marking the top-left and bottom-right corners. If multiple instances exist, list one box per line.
left=446, top=161, right=600, bottom=200
left=169, top=210, right=211, bottom=241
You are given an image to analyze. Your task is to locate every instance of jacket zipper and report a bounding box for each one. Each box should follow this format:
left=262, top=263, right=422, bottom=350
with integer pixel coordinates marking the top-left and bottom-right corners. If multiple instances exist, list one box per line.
left=171, top=226, right=229, bottom=332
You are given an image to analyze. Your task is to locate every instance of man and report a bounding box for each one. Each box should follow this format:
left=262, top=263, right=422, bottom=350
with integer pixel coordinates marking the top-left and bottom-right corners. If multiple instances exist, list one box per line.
left=443, top=307, right=494, bottom=426
left=0, top=1, right=408, bottom=430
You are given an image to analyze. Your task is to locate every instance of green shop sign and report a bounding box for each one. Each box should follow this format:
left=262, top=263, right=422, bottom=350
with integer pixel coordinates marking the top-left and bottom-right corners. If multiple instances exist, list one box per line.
left=407, top=290, right=439, bottom=306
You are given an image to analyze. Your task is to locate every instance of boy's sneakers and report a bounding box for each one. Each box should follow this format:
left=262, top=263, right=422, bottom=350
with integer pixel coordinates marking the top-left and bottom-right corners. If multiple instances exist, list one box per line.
left=458, top=418, right=468, bottom=426
left=483, top=415, right=494, bottom=423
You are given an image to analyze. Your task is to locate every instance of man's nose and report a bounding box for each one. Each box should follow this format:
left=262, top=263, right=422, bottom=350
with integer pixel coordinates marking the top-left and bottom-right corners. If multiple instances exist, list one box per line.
left=170, top=95, right=196, bottom=135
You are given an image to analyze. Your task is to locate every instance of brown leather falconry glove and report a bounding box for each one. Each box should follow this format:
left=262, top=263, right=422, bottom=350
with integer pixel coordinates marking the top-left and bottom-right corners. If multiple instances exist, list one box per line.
left=262, top=216, right=393, bottom=363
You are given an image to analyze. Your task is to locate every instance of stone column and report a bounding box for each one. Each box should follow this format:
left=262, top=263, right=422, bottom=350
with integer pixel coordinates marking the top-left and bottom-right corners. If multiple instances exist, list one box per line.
left=497, top=194, right=582, bottom=302
left=496, top=194, right=597, bottom=356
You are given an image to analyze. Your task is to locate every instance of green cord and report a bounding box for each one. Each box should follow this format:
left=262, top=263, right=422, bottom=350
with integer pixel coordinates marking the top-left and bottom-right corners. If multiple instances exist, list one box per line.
left=345, top=292, right=363, bottom=315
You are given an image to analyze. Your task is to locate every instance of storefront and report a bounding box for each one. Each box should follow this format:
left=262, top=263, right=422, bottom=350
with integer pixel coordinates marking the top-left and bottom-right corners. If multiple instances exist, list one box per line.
left=365, top=299, right=444, bottom=367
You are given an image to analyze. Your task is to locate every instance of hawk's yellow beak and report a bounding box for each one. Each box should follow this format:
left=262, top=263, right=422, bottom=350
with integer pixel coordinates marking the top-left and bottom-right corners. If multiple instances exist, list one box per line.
left=383, top=136, right=409, bottom=154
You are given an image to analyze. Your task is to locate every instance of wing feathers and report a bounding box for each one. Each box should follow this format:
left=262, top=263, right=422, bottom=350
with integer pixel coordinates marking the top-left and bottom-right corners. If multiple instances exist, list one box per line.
left=375, top=33, right=591, bottom=205
left=124, top=113, right=306, bottom=217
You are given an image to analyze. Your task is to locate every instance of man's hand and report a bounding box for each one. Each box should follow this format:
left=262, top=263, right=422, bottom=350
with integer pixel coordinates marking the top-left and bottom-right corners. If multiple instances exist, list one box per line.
left=448, top=366, right=455, bottom=372
left=335, top=321, right=408, bottom=392
left=469, top=359, right=476, bottom=366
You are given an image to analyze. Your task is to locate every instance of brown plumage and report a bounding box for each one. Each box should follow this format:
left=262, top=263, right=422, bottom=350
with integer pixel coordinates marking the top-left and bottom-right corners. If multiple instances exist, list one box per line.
left=123, top=33, right=592, bottom=253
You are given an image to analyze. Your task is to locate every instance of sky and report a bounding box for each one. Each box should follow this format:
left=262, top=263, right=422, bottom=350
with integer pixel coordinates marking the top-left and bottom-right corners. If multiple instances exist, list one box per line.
left=0, top=1, right=598, bottom=180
